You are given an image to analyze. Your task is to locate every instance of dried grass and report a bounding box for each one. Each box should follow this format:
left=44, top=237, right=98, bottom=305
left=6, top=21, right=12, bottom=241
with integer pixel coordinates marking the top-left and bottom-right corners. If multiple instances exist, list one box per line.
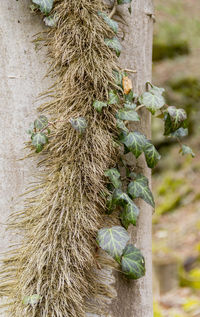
left=0, top=0, right=122, bottom=316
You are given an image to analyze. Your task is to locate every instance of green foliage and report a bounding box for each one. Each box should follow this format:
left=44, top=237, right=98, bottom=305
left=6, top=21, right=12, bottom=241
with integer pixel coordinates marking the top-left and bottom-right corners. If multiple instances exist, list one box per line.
left=116, top=119, right=129, bottom=133
left=128, top=174, right=155, bottom=208
left=139, top=84, right=165, bottom=115
left=180, top=145, right=195, bottom=157
left=105, top=37, right=122, bottom=57
left=144, top=141, right=161, bottom=168
left=93, top=100, right=107, bottom=113
left=116, top=109, right=140, bottom=122
left=69, top=117, right=87, bottom=134
left=120, top=201, right=139, bottom=229
left=34, top=115, right=48, bottom=130
left=98, top=12, right=118, bottom=33
left=121, top=244, right=145, bottom=279
left=105, top=168, right=122, bottom=189
left=32, top=0, right=54, bottom=15
left=120, top=131, right=147, bottom=159
left=43, top=14, right=58, bottom=27
left=32, top=132, right=48, bottom=153
left=97, top=226, right=129, bottom=262
left=108, top=90, right=119, bottom=105
left=117, top=0, right=132, bottom=4
left=164, top=106, right=187, bottom=135
left=23, top=294, right=41, bottom=306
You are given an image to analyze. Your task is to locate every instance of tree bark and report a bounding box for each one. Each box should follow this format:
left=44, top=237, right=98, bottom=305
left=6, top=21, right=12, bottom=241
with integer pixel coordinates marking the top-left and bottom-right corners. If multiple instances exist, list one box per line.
left=0, top=0, right=153, bottom=316
left=109, top=1, right=154, bottom=316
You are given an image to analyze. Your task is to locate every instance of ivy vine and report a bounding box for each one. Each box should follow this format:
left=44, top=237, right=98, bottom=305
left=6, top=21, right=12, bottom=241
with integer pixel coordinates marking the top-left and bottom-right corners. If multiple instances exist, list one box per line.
left=26, top=0, right=195, bottom=287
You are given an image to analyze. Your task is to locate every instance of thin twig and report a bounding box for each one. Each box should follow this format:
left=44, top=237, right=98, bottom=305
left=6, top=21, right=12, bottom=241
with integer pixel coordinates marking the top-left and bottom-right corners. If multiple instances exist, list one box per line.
left=109, top=0, right=118, bottom=19
left=123, top=68, right=137, bottom=73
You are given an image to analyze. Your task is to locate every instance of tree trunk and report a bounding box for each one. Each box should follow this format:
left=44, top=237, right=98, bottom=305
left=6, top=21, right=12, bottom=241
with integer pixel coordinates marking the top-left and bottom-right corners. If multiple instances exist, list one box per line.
left=0, top=1, right=153, bottom=316
left=109, top=1, right=154, bottom=316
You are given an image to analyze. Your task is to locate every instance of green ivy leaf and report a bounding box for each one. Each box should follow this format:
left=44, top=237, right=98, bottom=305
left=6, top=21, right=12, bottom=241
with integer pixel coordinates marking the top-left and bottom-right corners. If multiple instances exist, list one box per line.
left=32, top=0, right=54, bottom=15
left=117, top=0, right=132, bottom=4
left=171, top=127, right=188, bottom=138
left=34, top=115, right=48, bottom=130
left=98, top=12, right=118, bottom=33
left=69, top=117, right=87, bottom=133
left=116, top=119, right=129, bottom=133
left=124, top=102, right=137, bottom=110
left=105, top=168, right=122, bottom=189
left=124, top=90, right=134, bottom=103
left=139, top=91, right=165, bottom=115
left=120, top=201, right=140, bottom=229
left=26, top=122, right=34, bottom=135
left=32, top=133, right=48, bottom=153
left=121, top=244, right=145, bottom=279
left=97, top=226, right=129, bottom=262
left=116, top=109, right=140, bottom=122
left=108, top=90, right=119, bottom=105
left=128, top=174, right=155, bottom=208
left=143, top=141, right=161, bottom=168
left=164, top=106, right=187, bottom=135
left=113, top=70, right=125, bottom=88
left=105, top=37, right=122, bottom=57
left=180, top=145, right=195, bottom=158
left=112, top=189, right=133, bottom=206
left=149, top=85, right=165, bottom=96
left=93, top=100, right=107, bottom=113
left=43, top=14, right=58, bottom=27
left=120, top=131, right=147, bottom=158
left=23, top=294, right=41, bottom=306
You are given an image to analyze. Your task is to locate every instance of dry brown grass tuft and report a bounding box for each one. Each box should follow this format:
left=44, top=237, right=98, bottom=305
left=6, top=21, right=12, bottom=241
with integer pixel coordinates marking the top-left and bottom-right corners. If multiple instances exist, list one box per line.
left=0, top=0, right=122, bottom=316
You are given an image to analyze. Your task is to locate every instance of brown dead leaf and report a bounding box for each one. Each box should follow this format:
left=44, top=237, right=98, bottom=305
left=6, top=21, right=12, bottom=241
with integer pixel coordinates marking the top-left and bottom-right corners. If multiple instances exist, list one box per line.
left=122, top=76, right=133, bottom=95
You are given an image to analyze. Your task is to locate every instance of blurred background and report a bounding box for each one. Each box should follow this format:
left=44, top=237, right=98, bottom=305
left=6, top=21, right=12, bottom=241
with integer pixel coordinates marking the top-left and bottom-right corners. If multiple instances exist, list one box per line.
left=152, top=0, right=200, bottom=316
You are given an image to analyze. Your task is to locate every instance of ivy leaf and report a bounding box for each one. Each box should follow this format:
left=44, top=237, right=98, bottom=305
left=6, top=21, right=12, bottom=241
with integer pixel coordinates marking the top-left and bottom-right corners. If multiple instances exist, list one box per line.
left=32, top=133, right=48, bottom=153
left=113, top=70, right=126, bottom=88
left=116, top=119, right=129, bottom=133
left=128, top=174, right=155, bottom=208
left=180, top=145, right=195, bottom=158
left=171, top=127, right=188, bottom=138
left=139, top=91, right=165, bottom=115
left=120, top=201, right=140, bottom=229
left=164, top=106, right=187, bottom=135
left=26, top=122, right=34, bottom=135
left=43, top=14, right=58, bottom=27
left=116, top=109, right=140, bottom=122
left=105, top=168, right=122, bottom=189
left=32, top=0, right=54, bottom=15
left=108, top=90, right=119, bottom=105
left=23, top=294, right=41, bottom=306
left=117, top=0, right=132, bottom=4
left=143, top=141, right=161, bottom=168
left=120, top=131, right=147, bottom=158
left=34, top=115, right=48, bottom=130
left=121, top=244, right=145, bottom=279
left=124, top=102, right=136, bottom=110
left=149, top=85, right=165, bottom=96
left=69, top=117, right=87, bottom=133
left=124, top=90, right=137, bottom=103
left=93, top=100, right=107, bottom=113
left=97, top=226, right=129, bottom=262
left=98, top=12, right=118, bottom=33
left=105, top=37, right=122, bottom=57
left=112, top=189, right=133, bottom=206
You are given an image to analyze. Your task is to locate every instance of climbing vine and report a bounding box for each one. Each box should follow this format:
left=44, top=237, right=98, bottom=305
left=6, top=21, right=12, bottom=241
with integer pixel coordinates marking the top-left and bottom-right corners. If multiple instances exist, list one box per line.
left=26, top=0, right=194, bottom=282
left=0, top=0, right=194, bottom=315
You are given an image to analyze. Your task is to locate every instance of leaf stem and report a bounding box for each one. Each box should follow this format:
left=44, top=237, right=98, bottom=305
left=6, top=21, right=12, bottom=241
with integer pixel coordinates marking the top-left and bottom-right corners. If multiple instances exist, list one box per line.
left=135, top=104, right=145, bottom=112
left=109, top=0, right=118, bottom=19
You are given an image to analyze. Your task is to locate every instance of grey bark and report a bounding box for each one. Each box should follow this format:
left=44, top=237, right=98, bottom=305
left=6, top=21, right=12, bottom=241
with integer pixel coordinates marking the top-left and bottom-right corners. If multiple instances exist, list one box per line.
left=0, top=0, right=153, bottom=316
left=109, top=1, right=154, bottom=316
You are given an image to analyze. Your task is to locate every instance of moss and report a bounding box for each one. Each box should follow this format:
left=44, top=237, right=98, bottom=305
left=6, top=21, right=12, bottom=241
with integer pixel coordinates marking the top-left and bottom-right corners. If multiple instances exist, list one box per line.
left=153, top=40, right=190, bottom=62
